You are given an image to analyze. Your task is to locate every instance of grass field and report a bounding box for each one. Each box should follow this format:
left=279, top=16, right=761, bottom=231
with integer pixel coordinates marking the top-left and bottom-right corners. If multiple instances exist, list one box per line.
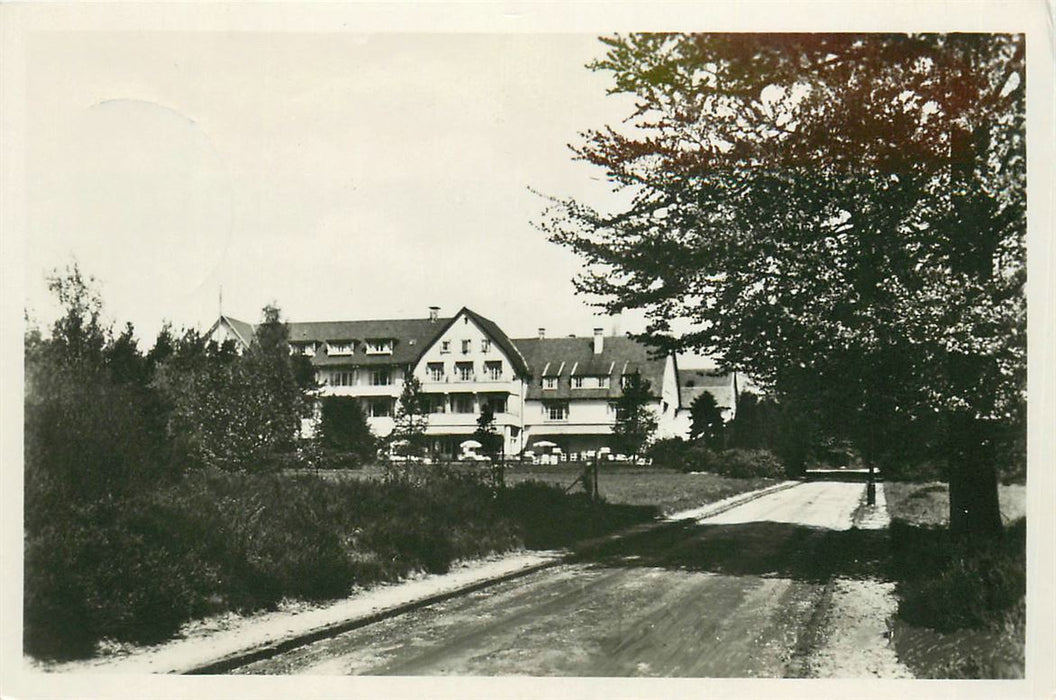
left=504, top=465, right=778, bottom=515
left=884, top=481, right=1026, bottom=526
left=294, top=463, right=780, bottom=516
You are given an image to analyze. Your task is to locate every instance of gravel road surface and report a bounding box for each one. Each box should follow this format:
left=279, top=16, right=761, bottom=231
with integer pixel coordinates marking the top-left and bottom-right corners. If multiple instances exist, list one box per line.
left=238, top=481, right=910, bottom=677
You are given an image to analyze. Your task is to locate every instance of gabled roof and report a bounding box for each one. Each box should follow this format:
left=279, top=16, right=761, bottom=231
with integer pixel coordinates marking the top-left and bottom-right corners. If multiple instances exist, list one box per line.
left=513, top=335, right=668, bottom=400
left=417, top=307, right=531, bottom=377
left=679, top=368, right=735, bottom=389
left=678, top=369, right=737, bottom=410
left=208, top=315, right=256, bottom=348
left=214, top=315, right=453, bottom=367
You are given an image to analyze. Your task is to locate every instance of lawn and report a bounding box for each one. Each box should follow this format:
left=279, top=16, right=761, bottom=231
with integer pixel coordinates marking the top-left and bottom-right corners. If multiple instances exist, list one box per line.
left=883, top=481, right=1026, bottom=526
left=505, top=464, right=778, bottom=515
left=292, top=463, right=780, bottom=516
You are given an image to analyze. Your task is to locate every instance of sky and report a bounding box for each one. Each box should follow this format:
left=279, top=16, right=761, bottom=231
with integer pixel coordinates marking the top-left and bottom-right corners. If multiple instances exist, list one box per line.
left=24, top=32, right=646, bottom=346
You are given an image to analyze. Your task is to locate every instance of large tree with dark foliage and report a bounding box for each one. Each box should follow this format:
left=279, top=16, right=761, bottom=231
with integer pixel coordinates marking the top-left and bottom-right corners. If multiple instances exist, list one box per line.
left=542, top=34, right=1025, bottom=539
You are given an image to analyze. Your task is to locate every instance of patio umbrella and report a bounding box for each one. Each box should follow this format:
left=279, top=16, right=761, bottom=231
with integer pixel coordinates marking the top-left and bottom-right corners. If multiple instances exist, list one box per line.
left=460, top=439, right=483, bottom=449
left=533, top=440, right=557, bottom=448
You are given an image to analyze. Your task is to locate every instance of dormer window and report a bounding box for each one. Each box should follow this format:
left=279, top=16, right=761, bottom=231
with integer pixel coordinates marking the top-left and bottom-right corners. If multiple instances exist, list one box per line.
left=599, top=376, right=610, bottom=389
left=327, top=341, right=353, bottom=356
left=289, top=343, right=315, bottom=357
left=573, top=376, right=584, bottom=389
left=544, top=377, right=557, bottom=390
left=365, top=339, right=394, bottom=355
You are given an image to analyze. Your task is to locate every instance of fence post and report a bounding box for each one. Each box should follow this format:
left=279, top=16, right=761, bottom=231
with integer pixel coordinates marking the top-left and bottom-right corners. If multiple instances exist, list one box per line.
left=593, top=452, right=600, bottom=502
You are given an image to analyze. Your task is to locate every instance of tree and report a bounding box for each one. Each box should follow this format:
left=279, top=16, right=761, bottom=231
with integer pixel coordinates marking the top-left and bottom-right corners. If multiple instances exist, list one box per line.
left=473, top=403, right=503, bottom=460
left=25, top=266, right=172, bottom=517
left=611, top=373, right=659, bottom=462
left=318, top=396, right=377, bottom=464
left=391, top=375, right=430, bottom=458
left=688, top=391, right=725, bottom=449
left=543, top=34, right=1024, bottom=540
left=153, top=305, right=307, bottom=471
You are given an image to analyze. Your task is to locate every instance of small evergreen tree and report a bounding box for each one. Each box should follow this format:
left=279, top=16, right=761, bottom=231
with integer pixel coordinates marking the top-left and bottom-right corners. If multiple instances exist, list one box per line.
left=612, top=373, right=658, bottom=462
left=473, top=403, right=503, bottom=460
left=688, top=391, right=725, bottom=449
left=391, top=375, right=429, bottom=458
left=318, top=396, right=377, bottom=464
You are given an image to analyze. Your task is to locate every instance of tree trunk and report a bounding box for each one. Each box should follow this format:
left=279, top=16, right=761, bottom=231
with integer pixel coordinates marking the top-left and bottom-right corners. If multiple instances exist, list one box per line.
left=947, top=415, right=1003, bottom=541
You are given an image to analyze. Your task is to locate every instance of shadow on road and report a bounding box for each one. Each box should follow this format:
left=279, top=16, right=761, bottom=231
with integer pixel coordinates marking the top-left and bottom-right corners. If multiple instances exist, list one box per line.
left=572, top=520, right=890, bottom=582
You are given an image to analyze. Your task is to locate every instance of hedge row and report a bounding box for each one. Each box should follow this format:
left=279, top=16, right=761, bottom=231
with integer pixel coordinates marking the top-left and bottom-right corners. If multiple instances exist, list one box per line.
left=24, top=470, right=655, bottom=660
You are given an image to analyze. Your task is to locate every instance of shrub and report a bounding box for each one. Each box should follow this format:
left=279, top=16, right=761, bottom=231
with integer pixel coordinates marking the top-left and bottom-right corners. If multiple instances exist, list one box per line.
left=646, top=438, right=719, bottom=473
left=890, top=518, right=1026, bottom=633
left=318, top=396, right=377, bottom=465
left=24, top=470, right=657, bottom=660
left=712, top=448, right=786, bottom=479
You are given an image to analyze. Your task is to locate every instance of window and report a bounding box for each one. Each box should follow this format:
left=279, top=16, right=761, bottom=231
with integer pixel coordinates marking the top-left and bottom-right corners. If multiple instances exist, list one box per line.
left=370, top=369, right=391, bottom=386
left=330, top=370, right=356, bottom=386
left=461, top=339, right=472, bottom=354
left=599, top=376, right=610, bottom=389
left=366, top=339, right=393, bottom=355
left=572, top=376, right=584, bottom=389
left=621, top=374, right=636, bottom=389
left=485, top=361, right=502, bottom=381
left=423, top=394, right=446, bottom=413
left=327, top=342, right=353, bottom=356
left=544, top=377, right=557, bottom=390
left=441, top=340, right=451, bottom=354
left=290, top=343, right=315, bottom=357
left=608, top=402, right=627, bottom=421
left=427, top=363, right=444, bottom=382
left=544, top=401, right=569, bottom=421
left=366, top=398, right=392, bottom=418
left=481, top=338, right=491, bottom=353
left=452, top=394, right=475, bottom=414
left=456, top=362, right=474, bottom=381
left=483, top=395, right=507, bottom=414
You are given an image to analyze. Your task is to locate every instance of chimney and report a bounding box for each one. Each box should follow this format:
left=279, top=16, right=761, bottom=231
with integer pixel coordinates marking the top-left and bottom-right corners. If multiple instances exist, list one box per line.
left=538, top=328, right=546, bottom=339
left=428, top=306, right=439, bottom=321
left=593, top=328, right=604, bottom=354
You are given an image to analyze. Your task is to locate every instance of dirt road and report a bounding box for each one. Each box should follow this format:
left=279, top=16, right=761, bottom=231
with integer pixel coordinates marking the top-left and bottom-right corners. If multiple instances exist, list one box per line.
left=237, top=481, right=910, bottom=677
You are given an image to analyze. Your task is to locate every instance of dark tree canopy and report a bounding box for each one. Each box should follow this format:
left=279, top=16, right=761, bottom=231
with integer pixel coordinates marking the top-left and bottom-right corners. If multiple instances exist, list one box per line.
left=543, top=34, right=1025, bottom=537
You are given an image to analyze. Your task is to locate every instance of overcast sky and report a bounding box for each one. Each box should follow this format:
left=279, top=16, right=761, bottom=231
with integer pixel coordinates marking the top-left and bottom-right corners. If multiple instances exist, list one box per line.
left=25, top=32, right=646, bottom=345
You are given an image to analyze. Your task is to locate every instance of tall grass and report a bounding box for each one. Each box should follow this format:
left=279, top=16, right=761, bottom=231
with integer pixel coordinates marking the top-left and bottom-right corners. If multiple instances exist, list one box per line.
left=24, top=470, right=656, bottom=660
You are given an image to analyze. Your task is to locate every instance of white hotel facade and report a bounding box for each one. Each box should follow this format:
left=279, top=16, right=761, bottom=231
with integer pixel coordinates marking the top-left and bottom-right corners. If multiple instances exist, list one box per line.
left=208, top=306, right=738, bottom=459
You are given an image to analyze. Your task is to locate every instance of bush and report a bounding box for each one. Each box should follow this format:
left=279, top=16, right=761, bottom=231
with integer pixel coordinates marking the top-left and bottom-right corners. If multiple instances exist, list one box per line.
left=711, top=448, right=786, bottom=479
left=646, top=438, right=719, bottom=473
left=24, top=470, right=656, bottom=660
left=890, top=518, right=1026, bottom=633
